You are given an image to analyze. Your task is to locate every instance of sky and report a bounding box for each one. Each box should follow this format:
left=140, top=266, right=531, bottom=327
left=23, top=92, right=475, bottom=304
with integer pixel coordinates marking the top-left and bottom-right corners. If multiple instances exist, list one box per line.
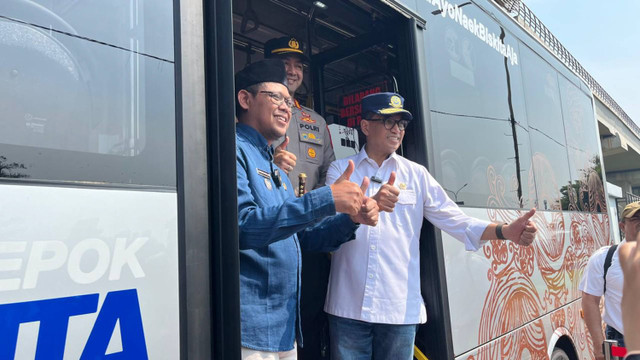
left=523, top=0, right=640, bottom=125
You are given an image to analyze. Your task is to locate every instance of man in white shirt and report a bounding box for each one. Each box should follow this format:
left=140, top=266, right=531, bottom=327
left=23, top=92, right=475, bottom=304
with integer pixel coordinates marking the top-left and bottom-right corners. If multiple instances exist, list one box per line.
left=324, top=92, right=538, bottom=359
left=580, top=201, right=640, bottom=360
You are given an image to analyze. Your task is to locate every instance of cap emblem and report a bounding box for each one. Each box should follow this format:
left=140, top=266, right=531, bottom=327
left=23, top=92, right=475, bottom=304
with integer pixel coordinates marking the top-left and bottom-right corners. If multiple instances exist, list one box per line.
left=288, top=38, right=300, bottom=50
left=390, top=96, right=402, bottom=108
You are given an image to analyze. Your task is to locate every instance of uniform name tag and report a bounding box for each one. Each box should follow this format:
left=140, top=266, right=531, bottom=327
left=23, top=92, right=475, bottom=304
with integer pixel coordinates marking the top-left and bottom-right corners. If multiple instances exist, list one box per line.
left=256, top=168, right=271, bottom=179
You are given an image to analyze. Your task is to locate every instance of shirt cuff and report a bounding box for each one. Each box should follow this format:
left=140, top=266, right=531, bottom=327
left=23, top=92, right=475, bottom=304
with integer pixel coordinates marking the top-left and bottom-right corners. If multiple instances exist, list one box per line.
left=309, top=186, right=336, bottom=218
left=464, top=219, right=492, bottom=251
left=332, top=213, right=360, bottom=242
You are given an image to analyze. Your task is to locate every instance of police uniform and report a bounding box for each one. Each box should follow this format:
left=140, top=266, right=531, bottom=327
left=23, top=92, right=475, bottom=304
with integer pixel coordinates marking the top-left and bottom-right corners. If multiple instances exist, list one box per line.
left=281, top=100, right=335, bottom=192
left=265, top=36, right=336, bottom=359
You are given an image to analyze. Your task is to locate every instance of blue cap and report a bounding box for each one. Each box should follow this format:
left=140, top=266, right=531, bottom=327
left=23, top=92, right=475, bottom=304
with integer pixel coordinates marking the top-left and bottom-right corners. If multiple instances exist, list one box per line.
left=361, top=92, right=412, bottom=121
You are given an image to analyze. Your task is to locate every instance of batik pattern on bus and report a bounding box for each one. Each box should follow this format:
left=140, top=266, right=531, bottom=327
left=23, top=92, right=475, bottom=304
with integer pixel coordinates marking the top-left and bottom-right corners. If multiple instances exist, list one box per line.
left=465, top=164, right=609, bottom=359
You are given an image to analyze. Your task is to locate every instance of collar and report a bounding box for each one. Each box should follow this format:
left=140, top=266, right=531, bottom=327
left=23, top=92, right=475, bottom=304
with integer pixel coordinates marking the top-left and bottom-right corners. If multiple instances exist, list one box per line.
left=355, top=144, right=399, bottom=168
left=236, top=123, right=274, bottom=160
left=294, top=99, right=302, bottom=110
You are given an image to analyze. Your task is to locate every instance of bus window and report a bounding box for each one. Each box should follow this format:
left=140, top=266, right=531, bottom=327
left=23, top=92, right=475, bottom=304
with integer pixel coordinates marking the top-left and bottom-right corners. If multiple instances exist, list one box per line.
left=431, top=112, right=532, bottom=208
left=520, top=45, right=572, bottom=211
left=424, top=3, right=533, bottom=209
left=0, top=1, right=176, bottom=186
left=424, top=3, right=527, bottom=125
left=558, top=75, right=606, bottom=212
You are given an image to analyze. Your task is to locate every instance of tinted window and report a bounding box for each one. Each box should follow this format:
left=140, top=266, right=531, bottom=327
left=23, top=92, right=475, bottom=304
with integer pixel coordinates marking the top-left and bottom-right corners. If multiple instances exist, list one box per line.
left=520, top=46, right=571, bottom=210
left=425, top=4, right=526, bottom=123
left=520, top=46, right=565, bottom=144
left=529, top=133, right=572, bottom=211
left=559, top=75, right=606, bottom=212
left=0, top=3, right=175, bottom=186
left=0, top=0, right=173, bottom=60
left=431, top=113, right=533, bottom=209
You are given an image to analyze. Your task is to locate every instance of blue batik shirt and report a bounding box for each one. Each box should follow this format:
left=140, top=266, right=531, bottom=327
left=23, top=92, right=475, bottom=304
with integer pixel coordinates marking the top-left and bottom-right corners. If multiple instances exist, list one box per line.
left=236, top=123, right=358, bottom=352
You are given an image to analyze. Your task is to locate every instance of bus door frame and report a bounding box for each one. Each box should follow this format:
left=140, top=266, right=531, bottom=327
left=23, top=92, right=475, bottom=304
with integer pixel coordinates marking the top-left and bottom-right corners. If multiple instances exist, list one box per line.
left=175, top=0, right=241, bottom=358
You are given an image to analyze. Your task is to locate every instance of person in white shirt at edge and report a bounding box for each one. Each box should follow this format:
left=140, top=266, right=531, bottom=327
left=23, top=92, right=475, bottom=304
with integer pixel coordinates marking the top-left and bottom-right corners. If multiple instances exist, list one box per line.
left=323, top=92, right=539, bottom=360
left=580, top=201, right=640, bottom=360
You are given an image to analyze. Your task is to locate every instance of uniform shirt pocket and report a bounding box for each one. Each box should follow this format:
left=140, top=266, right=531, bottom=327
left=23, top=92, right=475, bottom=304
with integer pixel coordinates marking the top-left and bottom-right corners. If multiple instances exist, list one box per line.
left=398, top=189, right=417, bottom=205
left=298, top=126, right=323, bottom=145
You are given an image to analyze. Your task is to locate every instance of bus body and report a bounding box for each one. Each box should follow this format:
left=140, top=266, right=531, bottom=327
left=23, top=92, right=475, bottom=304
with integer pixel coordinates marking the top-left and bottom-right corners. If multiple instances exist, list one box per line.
left=416, top=1, right=610, bottom=358
left=0, top=0, right=611, bottom=359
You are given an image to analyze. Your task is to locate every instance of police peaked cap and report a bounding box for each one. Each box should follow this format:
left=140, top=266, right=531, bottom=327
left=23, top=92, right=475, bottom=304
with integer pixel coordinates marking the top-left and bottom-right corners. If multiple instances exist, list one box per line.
left=264, top=36, right=310, bottom=63
left=235, top=59, right=288, bottom=93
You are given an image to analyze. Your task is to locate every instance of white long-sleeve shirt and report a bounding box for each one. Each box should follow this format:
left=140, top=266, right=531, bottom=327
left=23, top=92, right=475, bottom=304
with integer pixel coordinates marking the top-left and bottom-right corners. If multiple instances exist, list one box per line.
left=324, top=148, right=490, bottom=324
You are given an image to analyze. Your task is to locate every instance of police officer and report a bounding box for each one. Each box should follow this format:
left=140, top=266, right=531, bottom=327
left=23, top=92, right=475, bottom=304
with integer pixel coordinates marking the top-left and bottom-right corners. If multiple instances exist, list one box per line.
left=264, top=36, right=335, bottom=359
left=264, top=36, right=335, bottom=192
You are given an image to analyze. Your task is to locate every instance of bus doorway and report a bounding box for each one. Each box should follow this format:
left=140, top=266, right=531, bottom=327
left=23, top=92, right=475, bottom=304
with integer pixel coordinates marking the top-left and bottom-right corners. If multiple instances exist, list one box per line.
left=232, top=1, right=447, bottom=359
left=309, top=19, right=454, bottom=360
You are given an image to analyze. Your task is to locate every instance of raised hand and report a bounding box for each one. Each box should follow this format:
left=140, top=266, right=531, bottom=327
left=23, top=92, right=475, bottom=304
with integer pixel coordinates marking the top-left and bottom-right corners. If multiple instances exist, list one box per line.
left=273, top=136, right=297, bottom=174
left=330, top=160, right=365, bottom=216
left=372, top=171, right=399, bottom=212
left=351, top=196, right=379, bottom=226
left=503, top=208, right=537, bottom=246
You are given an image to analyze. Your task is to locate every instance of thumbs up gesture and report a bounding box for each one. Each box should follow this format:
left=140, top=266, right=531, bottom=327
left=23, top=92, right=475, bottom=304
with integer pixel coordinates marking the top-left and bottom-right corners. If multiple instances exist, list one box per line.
left=372, top=172, right=400, bottom=212
left=273, top=136, right=297, bottom=174
left=348, top=177, right=379, bottom=226
left=350, top=196, right=379, bottom=226
left=330, top=160, right=368, bottom=216
left=502, top=208, right=537, bottom=246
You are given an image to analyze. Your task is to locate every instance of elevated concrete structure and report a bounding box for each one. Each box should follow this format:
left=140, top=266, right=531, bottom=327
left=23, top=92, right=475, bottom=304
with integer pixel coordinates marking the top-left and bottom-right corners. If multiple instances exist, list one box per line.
left=596, top=98, right=640, bottom=197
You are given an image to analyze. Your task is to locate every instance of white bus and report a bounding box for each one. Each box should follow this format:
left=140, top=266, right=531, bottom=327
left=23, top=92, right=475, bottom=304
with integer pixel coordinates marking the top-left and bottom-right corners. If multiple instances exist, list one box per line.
left=0, top=0, right=613, bottom=359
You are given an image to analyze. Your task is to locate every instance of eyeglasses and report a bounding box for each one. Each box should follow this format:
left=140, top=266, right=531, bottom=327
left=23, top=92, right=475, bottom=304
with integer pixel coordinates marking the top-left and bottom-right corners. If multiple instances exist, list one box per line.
left=258, top=91, right=294, bottom=109
left=366, top=117, right=410, bottom=131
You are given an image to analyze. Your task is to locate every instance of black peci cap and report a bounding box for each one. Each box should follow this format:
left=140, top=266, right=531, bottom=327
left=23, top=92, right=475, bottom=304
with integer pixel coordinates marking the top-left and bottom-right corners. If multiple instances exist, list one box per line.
left=264, top=36, right=310, bottom=63
left=235, top=59, right=288, bottom=94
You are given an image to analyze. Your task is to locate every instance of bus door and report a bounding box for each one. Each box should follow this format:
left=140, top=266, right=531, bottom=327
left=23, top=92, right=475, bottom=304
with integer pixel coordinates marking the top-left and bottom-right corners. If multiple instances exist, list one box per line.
left=311, top=15, right=455, bottom=360
left=231, top=0, right=451, bottom=358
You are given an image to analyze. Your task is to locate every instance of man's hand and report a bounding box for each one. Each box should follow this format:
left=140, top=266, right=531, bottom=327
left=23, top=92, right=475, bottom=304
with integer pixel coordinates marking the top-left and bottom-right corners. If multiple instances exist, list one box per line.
left=351, top=196, right=379, bottom=226
left=273, top=136, right=297, bottom=174
left=503, top=208, right=537, bottom=246
left=372, top=172, right=399, bottom=212
left=330, top=160, right=366, bottom=216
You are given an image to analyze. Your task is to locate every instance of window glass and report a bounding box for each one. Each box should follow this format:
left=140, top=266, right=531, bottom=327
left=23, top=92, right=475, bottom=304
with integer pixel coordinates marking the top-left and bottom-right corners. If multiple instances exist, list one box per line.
left=431, top=113, right=532, bottom=209
left=529, top=132, right=572, bottom=211
left=0, top=0, right=173, bottom=60
left=519, top=45, right=566, bottom=145
left=559, top=75, right=605, bottom=212
left=0, top=3, right=175, bottom=186
left=424, top=3, right=525, bottom=123
left=520, top=46, right=573, bottom=211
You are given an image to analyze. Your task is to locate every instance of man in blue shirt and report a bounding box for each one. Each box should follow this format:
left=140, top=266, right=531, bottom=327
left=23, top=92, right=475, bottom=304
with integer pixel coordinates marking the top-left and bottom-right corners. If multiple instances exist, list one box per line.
left=235, top=59, right=379, bottom=359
